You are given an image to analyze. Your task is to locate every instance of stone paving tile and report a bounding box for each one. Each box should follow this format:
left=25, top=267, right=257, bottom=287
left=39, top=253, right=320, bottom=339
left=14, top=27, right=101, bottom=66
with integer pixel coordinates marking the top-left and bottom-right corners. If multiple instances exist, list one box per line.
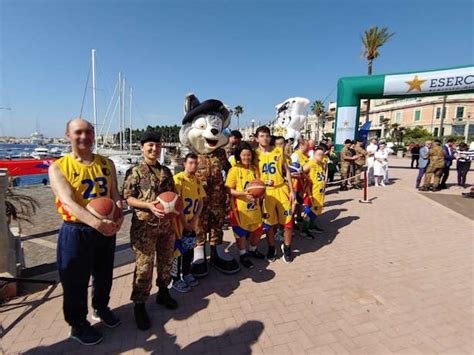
left=1, top=158, right=473, bottom=354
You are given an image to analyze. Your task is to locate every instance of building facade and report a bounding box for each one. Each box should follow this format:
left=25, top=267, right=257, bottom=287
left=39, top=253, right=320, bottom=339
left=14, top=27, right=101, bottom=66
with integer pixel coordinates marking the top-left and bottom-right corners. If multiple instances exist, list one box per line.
left=322, top=93, right=474, bottom=140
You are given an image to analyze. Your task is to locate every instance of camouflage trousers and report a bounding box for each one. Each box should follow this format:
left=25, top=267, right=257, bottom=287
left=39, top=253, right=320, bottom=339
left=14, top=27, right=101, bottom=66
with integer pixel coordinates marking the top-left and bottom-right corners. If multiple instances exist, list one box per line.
left=340, top=163, right=350, bottom=187
left=354, top=165, right=364, bottom=186
left=423, top=166, right=444, bottom=188
left=196, top=204, right=226, bottom=247
left=130, top=218, right=175, bottom=303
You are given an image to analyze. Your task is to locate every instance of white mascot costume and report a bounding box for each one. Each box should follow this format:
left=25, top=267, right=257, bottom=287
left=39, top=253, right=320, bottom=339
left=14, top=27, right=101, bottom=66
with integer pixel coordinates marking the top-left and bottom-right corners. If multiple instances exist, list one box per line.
left=273, top=97, right=310, bottom=143
left=179, top=94, right=240, bottom=276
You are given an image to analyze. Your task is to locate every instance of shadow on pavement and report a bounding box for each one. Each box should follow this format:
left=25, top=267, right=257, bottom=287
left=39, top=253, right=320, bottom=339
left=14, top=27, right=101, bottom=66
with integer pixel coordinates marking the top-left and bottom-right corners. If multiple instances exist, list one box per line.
left=25, top=319, right=264, bottom=354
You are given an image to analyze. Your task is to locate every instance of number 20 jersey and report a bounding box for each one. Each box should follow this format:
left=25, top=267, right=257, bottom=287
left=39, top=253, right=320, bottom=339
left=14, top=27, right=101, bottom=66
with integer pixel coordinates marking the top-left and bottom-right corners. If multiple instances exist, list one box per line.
left=54, top=153, right=113, bottom=222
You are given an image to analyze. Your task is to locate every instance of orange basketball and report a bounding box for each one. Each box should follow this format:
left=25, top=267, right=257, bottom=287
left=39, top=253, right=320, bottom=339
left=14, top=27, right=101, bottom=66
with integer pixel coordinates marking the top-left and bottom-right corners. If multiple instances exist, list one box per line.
left=87, top=197, right=116, bottom=220
left=246, top=179, right=266, bottom=199
left=155, top=191, right=183, bottom=218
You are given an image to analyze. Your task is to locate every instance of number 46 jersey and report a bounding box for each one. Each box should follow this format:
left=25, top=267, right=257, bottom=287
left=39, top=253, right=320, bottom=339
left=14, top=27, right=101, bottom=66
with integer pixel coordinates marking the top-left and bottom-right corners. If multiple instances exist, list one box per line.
left=255, top=146, right=285, bottom=187
left=173, top=171, right=207, bottom=235
left=55, top=153, right=113, bottom=222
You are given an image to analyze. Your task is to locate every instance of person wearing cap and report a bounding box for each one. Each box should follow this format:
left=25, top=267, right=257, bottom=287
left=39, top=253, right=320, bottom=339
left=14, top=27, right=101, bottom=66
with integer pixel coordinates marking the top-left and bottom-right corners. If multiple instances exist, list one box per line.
left=122, top=131, right=179, bottom=331
left=339, top=139, right=360, bottom=191
left=366, top=138, right=378, bottom=185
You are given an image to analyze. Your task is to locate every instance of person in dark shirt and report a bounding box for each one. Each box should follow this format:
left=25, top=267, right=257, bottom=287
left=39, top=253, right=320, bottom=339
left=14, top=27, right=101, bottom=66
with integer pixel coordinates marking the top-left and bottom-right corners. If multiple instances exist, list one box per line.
left=410, top=144, right=420, bottom=169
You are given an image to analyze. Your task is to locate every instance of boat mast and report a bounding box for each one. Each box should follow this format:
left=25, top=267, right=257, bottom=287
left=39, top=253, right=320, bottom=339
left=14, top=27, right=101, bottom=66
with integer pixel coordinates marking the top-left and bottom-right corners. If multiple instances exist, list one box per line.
left=118, top=72, right=123, bottom=150
left=91, top=49, right=98, bottom=153
left=121, top=77, right=126, bottom=151
left=129, top=87, right=133, bottom=155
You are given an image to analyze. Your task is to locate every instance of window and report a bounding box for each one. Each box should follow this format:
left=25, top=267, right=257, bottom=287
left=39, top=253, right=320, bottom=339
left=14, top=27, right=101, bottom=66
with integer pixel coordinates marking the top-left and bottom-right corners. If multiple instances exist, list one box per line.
left=456, top=106, right=464, bottom=119
left=414, top=110, right=421, bottom=122
left=433, top=127, right=439, bottom=136
left=331, top=122, right=335, bottom=129
left=395, top=112, right=401, bottom=124
left=379, top=115, right=384, bottom=126
left=435, top=107, right=446, bottom=119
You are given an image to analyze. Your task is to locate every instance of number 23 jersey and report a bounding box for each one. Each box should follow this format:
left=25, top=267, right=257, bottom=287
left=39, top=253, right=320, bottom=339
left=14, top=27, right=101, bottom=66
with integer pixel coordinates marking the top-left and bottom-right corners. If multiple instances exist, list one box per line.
left=55, top=153, right=113, bottom=222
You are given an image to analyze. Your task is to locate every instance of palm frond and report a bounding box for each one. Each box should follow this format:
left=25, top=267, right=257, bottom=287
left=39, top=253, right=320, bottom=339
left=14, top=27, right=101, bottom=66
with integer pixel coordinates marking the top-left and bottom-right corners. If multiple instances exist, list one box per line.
left=5, top=188, right=40, bottom=224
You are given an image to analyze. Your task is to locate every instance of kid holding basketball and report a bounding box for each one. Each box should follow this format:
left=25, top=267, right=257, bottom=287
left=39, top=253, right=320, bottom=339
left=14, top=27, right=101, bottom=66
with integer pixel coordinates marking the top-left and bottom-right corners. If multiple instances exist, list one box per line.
left=225, top=142, right=266, bottom=269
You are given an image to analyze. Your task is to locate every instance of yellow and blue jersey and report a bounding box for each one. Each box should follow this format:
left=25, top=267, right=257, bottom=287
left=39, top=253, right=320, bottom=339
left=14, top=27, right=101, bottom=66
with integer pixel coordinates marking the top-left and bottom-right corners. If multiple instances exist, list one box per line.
left=225, top=164, right=262, bottom=235
left=173, top=171, right=206, bottom=235
left=305, top=160, right=326, bottom=218
left=255, top=146, right=285, bottom=187
left=54, top=153, right=113, bottom=222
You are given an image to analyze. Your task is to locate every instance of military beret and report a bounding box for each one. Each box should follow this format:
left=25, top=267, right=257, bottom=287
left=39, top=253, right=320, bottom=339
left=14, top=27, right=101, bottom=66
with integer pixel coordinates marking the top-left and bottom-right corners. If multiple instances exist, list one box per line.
left=140, top=131, right=162, bottom=145
left=182, top=99, right=229, bottom=125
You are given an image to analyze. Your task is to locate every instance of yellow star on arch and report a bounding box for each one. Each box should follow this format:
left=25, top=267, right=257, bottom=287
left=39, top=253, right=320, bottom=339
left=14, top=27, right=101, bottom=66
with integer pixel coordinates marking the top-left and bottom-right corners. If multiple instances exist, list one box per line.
left=405, top=75, right=426, bottom=92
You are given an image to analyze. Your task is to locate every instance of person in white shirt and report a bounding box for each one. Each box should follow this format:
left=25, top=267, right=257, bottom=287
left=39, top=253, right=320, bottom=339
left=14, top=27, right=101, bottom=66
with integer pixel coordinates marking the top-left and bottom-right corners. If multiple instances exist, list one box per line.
left=366, top=138, right=378, bottom=185
left=374, top=143, right=389, bottom=186
left=416, top=141, right=431, bottom=189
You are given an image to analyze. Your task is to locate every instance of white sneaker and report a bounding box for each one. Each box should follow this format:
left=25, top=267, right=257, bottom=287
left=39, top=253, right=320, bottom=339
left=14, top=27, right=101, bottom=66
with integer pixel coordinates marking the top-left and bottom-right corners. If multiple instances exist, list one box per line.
left=183, top=274, right=199, bottom=287
left=381, top=181, right=386, bottom=187
left=172, top=279, right=190, bottom=293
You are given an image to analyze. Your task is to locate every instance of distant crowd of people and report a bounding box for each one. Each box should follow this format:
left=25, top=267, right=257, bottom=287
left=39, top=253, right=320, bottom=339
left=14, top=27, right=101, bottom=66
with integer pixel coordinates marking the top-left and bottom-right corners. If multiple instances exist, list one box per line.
left=414, top=139, right=473, bottom=191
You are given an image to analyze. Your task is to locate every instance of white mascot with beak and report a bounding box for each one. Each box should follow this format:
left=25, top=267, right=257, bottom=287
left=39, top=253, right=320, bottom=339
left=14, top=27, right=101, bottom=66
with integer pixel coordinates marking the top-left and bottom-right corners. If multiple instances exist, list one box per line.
left=179, top=93, right=240, bottom=276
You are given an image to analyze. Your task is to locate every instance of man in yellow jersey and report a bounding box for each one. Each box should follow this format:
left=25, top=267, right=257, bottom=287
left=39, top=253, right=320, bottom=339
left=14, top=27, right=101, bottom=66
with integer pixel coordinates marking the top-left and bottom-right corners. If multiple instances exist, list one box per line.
left=255, top=126, right=296, bottom=263
left=171, top=153, right=206, bottom=293
left=226, top=142, right=265, bottom=269
left=302, top=146, right=327, bottom=239
left=123, top=131, right=178, bottom=331
left=49, top=118, right=123, bottom=346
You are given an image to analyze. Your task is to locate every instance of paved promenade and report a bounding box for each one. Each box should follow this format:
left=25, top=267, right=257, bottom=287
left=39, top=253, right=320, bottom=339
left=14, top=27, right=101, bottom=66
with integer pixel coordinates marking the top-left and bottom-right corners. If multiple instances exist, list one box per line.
left=1, top=158, right=472, bottom=354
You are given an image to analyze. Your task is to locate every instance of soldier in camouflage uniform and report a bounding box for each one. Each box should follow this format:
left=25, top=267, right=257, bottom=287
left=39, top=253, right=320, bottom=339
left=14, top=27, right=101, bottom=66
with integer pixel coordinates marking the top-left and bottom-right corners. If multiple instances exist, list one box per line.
left=339, top=139, right=359, bottom=191
left=420, top=140, right=446, bottom=192
left=179, top=94, right=240, bottom=276
left=353, top=139, right=367, bottom=189
left=122, top=131, right=178, bottom=331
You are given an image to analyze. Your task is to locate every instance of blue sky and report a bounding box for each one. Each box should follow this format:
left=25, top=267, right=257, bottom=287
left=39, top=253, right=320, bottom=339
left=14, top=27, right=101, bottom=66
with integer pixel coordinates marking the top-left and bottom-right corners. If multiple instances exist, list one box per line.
left=1, top=0, right=473, bottom=137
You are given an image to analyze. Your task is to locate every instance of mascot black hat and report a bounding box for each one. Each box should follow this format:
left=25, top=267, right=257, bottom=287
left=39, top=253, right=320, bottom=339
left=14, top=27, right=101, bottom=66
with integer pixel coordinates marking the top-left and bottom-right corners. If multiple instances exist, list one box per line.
left=182, top=98, right=230, bottom=125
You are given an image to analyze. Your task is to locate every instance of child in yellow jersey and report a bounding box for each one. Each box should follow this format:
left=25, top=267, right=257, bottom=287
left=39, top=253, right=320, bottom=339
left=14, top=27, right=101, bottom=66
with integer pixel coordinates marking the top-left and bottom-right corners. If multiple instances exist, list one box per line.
left=290, top=139, right=310, bottom=236
left=226, top=142, right=265, bottom=269
left=302, top=146, right=327, bottom=238
left=171, top=153, right=206, bottom=293
left=255, top=126, right=296, bottom=264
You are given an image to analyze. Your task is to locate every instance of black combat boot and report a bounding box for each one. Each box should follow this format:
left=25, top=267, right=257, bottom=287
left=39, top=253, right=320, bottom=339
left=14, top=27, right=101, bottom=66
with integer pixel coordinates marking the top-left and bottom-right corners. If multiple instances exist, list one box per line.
left=134, top=303, right=151, bottom=331
left=209, top=245, right=240, bottom=274
left=156, top=287, right=178, bottom=310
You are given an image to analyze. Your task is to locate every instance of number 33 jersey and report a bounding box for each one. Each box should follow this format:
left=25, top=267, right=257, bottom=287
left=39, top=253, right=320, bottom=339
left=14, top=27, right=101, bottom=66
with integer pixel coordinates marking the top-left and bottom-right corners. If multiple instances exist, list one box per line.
left=55, top=153, right=113, bottom=222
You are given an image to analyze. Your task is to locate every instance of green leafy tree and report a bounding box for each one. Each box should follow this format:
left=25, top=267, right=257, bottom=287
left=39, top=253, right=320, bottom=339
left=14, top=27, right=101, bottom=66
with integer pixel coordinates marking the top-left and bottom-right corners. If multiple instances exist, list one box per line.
left=361, top=26, right=395, bottom=122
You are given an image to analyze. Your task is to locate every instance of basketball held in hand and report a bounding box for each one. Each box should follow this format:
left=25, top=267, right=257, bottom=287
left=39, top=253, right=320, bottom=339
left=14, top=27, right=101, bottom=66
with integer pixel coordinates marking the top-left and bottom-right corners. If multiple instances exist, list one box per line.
left=155, top=191, right=183, bottom=218
left=246, top=179, right=266, bottom=199
left=87, top=197, right=121, bottom=221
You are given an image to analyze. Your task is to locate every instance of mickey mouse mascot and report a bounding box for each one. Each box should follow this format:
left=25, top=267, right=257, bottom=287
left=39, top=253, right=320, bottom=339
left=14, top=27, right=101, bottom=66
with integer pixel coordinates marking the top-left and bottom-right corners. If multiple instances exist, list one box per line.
left=179, top=93, right=240, bottom=276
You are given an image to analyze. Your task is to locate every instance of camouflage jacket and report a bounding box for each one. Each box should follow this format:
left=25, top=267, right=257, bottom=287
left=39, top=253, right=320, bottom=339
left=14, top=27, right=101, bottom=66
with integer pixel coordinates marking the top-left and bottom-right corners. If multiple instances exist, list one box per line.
left=354, top=145, right=367, bottom=166
left=195, top=148, right=230, bottom=209
left=339, top=147, right=353, bottom=166
left=428, top=145, right=446, bottom=169
left=122, top=160, right=176, bottom=222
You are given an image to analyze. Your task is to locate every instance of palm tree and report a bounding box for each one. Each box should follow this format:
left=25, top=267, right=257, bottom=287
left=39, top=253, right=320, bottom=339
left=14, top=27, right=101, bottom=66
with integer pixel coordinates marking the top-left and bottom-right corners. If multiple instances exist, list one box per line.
left=234, top=105, right=244, bottom=131
left=311, top=100, right=325, bottom=140
left=361, top=26, right=395, bottom=122
left=390, top=123, right=405, bottom=145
